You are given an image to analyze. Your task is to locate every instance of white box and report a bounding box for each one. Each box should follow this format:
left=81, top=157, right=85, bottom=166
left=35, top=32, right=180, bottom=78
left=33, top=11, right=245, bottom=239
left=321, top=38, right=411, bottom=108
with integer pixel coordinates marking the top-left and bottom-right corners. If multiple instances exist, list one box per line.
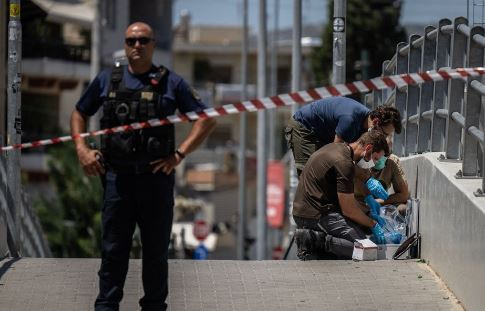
left=377, top=244, right=399, bottom=260
left=352, top=239, right=377, bottom=261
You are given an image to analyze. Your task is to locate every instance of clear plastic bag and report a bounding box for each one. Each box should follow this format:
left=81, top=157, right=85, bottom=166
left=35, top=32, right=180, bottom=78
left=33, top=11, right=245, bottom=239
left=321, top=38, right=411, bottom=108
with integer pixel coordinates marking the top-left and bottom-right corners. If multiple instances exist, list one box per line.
left=379, top=205, right=406, bottom=243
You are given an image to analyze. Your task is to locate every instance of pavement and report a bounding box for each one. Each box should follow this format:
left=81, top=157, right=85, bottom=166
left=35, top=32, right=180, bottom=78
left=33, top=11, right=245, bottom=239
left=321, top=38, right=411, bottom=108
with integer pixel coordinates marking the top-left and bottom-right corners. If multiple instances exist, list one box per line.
left=0, top=258, right=463, bottom=311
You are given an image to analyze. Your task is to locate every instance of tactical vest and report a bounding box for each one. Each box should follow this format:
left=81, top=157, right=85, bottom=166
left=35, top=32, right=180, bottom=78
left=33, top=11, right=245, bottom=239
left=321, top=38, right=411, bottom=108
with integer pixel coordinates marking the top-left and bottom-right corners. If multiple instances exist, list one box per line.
left=100, top=64, right=175, bottom=165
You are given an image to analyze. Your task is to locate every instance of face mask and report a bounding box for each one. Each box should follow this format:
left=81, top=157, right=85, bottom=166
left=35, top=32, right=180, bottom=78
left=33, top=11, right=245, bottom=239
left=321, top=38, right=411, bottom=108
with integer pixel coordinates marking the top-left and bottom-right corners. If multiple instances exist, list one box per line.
left=373, top=156, right=387, bottom=170
left=356, top=153, right=375, bottom=169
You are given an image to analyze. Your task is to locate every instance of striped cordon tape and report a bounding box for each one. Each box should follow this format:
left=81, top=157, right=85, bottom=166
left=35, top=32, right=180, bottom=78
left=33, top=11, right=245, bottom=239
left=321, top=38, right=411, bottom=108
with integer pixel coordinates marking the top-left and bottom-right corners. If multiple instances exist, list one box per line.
left=2, top=67, right=485, bottom=152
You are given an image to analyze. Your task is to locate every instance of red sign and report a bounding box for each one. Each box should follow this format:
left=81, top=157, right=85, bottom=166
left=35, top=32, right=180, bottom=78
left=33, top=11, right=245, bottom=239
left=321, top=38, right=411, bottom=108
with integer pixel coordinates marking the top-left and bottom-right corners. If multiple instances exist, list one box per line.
left=193, top=220, right=210, bottom=241
left=272, top=246, right=284, bottom=260
left=266, top=161, right=285, bottom=228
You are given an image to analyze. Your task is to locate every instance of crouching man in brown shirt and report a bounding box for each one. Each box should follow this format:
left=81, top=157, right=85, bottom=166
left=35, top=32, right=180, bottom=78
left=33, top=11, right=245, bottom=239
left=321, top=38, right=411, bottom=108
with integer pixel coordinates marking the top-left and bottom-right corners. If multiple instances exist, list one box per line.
left=354, top=154, right=410, bottom=215
left=292, top=130, right=389, bottom=260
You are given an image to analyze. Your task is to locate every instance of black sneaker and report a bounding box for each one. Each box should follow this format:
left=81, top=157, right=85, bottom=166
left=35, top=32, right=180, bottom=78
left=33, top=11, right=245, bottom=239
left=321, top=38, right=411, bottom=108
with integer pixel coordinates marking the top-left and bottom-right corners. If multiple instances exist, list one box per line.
left=294, top=228, right=328, bottom=261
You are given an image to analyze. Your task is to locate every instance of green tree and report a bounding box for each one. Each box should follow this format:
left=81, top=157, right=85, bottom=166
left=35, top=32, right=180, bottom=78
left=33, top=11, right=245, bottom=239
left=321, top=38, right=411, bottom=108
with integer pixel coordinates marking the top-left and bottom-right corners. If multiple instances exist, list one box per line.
left=311, top=0, right=407, bottom=86
left=35, top=142, right=103, bottom=258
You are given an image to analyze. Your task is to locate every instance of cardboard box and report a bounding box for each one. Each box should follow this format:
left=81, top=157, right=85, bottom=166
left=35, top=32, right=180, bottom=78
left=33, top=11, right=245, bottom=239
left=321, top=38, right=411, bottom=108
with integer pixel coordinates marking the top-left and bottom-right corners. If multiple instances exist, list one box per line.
left=352, top=239, right=377, bottom=261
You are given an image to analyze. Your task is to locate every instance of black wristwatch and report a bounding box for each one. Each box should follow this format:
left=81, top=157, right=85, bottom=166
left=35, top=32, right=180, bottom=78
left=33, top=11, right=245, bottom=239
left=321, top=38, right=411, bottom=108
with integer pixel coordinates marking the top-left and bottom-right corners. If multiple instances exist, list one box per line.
left=175, top=149, right=186, bottom=159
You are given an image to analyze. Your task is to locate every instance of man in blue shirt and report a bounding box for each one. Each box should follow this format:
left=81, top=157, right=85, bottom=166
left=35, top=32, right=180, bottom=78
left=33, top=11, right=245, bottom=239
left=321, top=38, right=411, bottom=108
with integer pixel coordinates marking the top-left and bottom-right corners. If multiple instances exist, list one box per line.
left=285, top=96, right=401, bottom=177
left=70, top=22, right=216, bottom=311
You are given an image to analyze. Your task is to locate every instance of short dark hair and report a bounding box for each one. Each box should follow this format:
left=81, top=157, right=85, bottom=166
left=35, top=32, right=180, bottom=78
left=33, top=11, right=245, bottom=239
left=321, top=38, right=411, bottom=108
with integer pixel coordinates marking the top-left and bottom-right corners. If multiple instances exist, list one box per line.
left=357, top=129, right=390, bottom=156
left=369, top=105, right=402, bottom=134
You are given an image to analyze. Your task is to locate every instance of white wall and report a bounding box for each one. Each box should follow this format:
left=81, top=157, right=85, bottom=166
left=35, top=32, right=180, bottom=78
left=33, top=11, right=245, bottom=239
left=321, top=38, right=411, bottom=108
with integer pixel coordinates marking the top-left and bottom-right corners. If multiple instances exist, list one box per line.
left=400, top=152, right=485, bottom=311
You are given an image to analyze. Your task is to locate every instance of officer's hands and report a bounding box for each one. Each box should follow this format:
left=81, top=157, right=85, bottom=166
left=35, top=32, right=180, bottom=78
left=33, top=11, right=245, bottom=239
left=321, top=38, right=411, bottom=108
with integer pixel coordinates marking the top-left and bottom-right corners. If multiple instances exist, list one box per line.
left=364, top=195, right=381, bottom=215
left=371, top=223, right=386, bottom=245
left=76, top=147, right=105, bottom=176
left=364, top=194, right=386, bottom=226
left=370, top=213, right=386, bottom=227
left=366, top=177, right=389, bottom=200
left=151, top=153, right=183, bottom=174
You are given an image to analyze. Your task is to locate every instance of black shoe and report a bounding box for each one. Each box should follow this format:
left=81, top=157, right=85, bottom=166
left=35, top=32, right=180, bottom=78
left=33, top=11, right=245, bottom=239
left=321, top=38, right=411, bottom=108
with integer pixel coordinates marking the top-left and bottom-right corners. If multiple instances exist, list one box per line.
left=295, top=228, right=328, bottom=261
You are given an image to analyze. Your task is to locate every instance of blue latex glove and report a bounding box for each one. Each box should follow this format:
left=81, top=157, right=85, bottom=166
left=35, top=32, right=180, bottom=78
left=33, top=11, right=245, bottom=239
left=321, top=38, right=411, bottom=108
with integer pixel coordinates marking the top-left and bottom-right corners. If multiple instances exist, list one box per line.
left=364, top=195, right=386, bottom=226
left=387, top=232, right=403, bottom=244
left=371, top=214, right=386, bottom=227
left=371, top=223, right=386, bottom=245
left=366, top=177, right=389, bottom=200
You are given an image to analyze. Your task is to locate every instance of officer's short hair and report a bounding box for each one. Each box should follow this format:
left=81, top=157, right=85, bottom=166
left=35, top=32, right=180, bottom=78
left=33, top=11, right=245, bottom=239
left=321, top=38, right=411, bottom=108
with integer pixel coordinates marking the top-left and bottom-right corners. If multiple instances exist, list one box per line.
left=357, top=130, right=390, bottom=156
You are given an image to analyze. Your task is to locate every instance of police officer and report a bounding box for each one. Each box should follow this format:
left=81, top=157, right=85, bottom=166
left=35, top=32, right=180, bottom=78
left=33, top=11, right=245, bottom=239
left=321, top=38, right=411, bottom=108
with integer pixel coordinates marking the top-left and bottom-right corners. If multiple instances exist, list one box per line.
left=70, top=22, right=216, bottom=311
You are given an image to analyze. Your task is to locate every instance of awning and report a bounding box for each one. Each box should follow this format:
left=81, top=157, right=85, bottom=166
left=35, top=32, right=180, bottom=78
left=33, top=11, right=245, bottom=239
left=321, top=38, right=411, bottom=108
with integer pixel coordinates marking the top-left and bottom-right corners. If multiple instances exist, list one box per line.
left=30, top=0, right=94, bottom=28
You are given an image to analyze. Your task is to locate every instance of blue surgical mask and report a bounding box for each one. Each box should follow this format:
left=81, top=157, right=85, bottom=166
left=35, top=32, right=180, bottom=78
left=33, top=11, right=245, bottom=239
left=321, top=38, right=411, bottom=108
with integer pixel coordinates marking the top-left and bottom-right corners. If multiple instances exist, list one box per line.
left=374, top=156, right=387, bottom=170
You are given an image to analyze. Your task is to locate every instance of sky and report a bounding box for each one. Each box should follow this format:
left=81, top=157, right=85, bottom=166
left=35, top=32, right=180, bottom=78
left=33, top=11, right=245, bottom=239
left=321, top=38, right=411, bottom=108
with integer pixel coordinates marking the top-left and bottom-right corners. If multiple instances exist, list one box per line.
left=173, top=0, right=471, bottom=32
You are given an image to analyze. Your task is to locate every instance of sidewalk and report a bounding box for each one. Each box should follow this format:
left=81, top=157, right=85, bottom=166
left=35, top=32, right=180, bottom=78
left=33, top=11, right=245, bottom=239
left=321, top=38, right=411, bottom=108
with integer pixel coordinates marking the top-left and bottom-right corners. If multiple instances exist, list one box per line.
left=0, top=258, right=462, bottom=311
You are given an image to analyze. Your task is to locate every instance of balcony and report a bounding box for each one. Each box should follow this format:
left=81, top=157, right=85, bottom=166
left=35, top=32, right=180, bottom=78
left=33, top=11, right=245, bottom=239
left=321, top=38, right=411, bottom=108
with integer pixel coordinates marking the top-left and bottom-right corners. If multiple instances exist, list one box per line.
left=23, top=38, right=90, bottom=63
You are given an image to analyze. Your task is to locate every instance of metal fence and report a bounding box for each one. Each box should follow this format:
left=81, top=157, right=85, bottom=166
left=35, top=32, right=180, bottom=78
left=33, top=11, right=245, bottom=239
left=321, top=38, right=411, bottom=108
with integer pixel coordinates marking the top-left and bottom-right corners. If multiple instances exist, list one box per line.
left=366, top=17, right=485, bottom=198
left=0, top=137, right=51, bottom=259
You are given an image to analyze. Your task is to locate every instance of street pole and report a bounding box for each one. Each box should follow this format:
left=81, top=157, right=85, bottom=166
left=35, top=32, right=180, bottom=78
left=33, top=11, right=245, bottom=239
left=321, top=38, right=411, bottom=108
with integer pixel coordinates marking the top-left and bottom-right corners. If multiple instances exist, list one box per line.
left=237, top=0, right=248, bottom=261
left=0, top=1, right=6, bottom=138
left=286, top=0, right=302, bottom=254
left=91, top=0, right=101, bottom=81
left=268, top=0, right=279, bottom=161
left=6, top=0, right=22, bottom=257
left=89, top=0, right=101, bottom=132
left=332, top=0, right=346, bottom=85
left=0, top=0, right=8, bottom=257
left=256, top=0, right=268, bottom=260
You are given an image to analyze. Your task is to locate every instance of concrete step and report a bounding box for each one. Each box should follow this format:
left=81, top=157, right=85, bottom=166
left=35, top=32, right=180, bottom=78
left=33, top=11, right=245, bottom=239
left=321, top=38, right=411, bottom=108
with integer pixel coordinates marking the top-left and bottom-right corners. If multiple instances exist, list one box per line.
left=0, top=258, right=462, bottom=311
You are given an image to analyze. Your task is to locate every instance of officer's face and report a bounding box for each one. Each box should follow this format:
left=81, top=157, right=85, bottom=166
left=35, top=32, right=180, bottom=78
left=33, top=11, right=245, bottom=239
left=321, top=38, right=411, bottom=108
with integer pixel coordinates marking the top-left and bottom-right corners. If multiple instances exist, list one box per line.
left=124, top=24, right=155, bottom=64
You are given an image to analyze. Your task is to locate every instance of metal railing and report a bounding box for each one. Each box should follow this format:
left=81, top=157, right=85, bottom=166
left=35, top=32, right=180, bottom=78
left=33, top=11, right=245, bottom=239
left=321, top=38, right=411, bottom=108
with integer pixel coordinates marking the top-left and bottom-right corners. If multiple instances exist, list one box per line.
left=366, top=17, right=485, bottom=197
left=0, top=138, right=51, bottom=259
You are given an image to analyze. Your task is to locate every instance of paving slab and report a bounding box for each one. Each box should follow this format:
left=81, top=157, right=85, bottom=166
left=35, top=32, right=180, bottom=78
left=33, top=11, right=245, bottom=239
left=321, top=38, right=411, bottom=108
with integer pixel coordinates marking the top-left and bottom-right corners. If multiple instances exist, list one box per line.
left=0, top=258, right=462, bottom=311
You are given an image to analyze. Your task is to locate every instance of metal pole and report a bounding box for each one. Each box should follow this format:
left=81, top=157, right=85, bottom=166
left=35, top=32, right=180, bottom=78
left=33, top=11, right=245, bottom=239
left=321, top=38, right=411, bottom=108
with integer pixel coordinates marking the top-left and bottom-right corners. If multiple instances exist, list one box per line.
left=6, top=0, right=22, bottom=257
left=285, top=0, right=302, bottom=258
left=91, top=0, right=101, bottom=81
left=256, top=0, right=268, bottom=260
left=332, top=0, right=346, bottom=84
left=0, top=1, right=6, bottom=138
left=237, top=0, right=248, bottom=261
left=268, top=0, right=279, bottom=161
left=0, top=0, right=8, bottom=258
left=89, top=0, right=102, bottom=132
left=446, top=17, right=468, bottom=160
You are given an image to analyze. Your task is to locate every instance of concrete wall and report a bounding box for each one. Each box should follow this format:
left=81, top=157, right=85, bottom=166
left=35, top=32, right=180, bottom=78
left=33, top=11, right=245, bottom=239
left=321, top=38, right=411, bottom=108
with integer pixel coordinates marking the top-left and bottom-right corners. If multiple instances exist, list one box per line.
left=400, top=152, right=485, bottom=311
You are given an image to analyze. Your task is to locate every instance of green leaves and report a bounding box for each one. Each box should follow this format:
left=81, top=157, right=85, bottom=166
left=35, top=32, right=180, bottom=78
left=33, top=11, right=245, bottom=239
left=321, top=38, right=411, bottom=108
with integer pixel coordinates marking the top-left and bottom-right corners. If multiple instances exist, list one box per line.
left=311, top=0, right=407, bottom=87
left=34, top=142, right=103, bottom=258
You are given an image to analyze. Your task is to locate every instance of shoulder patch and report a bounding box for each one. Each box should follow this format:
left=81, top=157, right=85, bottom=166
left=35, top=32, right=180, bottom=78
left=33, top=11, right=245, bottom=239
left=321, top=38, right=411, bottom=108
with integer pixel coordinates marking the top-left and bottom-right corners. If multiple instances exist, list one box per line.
left=189, top=86, right=202, bottom=101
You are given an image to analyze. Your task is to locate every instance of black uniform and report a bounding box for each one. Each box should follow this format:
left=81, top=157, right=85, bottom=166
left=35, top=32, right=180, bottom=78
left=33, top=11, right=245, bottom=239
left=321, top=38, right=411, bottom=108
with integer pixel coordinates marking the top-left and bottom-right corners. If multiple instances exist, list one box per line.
left=76, top=64, right=208, bottom=311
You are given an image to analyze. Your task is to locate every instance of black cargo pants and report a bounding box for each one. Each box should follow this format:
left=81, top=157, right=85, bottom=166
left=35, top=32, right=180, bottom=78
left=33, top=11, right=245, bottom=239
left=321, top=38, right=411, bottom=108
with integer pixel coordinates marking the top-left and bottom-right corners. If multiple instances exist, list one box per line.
left=95, top=170, right=174, bottom=311
left=293, top=213, right=367, bottom=259
left=284, top=117, right=323, bottom=177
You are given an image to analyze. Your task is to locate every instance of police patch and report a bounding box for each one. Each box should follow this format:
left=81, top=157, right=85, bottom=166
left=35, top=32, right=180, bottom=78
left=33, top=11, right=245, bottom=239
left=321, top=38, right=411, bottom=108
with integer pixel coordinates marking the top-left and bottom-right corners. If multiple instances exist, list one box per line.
left=189, top=87, right=202, bottom=101
left=141, top=91, right=154, bottom=101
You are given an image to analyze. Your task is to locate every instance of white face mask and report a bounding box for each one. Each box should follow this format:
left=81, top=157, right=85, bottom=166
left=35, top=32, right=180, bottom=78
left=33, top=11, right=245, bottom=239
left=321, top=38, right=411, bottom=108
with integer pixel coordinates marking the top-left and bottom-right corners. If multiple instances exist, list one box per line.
left=356, top=155, right=375, bottom=169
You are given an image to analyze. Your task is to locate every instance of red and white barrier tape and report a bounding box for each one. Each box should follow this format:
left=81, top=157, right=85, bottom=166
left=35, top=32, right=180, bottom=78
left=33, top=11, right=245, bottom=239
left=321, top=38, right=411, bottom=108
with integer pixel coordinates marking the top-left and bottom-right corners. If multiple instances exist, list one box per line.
left=2, top=67, right=485, bottom=152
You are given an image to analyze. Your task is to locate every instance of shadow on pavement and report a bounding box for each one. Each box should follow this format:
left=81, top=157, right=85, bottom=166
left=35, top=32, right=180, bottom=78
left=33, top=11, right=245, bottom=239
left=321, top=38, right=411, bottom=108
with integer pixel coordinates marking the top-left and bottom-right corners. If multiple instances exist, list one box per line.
left=0, top=257, right=21, bottom=281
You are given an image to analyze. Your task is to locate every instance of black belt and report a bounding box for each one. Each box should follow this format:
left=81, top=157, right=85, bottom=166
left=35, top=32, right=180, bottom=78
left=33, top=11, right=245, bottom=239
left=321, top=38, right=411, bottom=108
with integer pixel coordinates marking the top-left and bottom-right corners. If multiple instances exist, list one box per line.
left=106, top=162, right=153, bottom=174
